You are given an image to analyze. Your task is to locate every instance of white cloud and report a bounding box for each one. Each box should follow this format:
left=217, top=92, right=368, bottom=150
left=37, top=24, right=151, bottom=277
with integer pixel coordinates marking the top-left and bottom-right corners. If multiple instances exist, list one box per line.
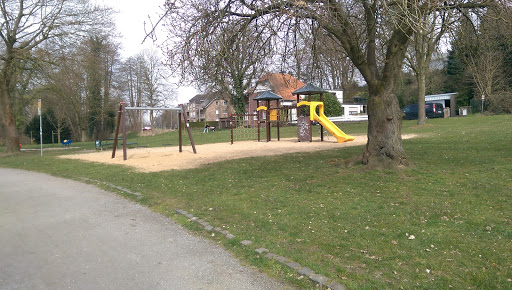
left=92, top=0, right=197, bottom=104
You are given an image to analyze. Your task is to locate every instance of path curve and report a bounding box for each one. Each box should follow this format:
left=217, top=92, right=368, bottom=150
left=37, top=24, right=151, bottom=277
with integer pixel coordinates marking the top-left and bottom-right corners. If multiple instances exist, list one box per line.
left=0, top=168, right=292, bottom=289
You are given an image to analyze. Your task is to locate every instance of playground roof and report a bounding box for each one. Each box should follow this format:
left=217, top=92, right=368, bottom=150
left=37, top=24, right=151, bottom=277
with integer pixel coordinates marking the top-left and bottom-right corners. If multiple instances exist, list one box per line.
left=253, top=90, right=283, bottom=100
left=292, top=83, right=328, bottom=95
left=247, top=73, right=305, bottom=100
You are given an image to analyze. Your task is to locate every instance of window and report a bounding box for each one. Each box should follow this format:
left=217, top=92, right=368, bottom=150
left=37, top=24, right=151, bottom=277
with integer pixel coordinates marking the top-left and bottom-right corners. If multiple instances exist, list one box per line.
left=216, top=110, right=219, bottom=115
left=223, top=101, right=227, bottom=105
left=216, top=100, right=219, bottom=105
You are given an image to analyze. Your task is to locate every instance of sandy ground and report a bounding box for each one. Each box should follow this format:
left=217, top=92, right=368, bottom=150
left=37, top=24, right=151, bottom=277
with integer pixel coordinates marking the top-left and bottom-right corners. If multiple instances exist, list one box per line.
left=61, top=134, right=415, bottom=172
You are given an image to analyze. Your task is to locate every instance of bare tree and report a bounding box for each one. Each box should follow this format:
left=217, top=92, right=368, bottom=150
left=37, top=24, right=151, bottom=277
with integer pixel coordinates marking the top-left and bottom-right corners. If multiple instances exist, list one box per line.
left=83, top=35, right=120, bottom=141
left=161, top=5, right=272, bottom=114
left=118, top=49, right=176, bottom=132
left=406, top=8, right=453, bottom=125
left=158, top=0, right=493, bottom=167
left=272, top=20, right=359, bottom=90
left=0, top=0, right=110, bottom=152
left=140, top=49, right=175, bottom=132
left=120, top=55, right=145, bottom=131
left=455, top=5, right=512, bottom=111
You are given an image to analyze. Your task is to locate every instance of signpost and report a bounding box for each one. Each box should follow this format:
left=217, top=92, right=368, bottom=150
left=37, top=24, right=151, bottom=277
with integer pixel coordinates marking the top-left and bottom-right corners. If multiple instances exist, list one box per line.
left=38, top=99, right=42, bottom=156
left=481, top=94, right=485, bottom=113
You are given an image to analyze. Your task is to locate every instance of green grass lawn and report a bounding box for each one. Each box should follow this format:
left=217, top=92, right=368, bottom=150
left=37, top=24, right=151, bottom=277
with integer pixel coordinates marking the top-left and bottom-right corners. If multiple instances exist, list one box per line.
left=1, top=115, right=510, bottom=288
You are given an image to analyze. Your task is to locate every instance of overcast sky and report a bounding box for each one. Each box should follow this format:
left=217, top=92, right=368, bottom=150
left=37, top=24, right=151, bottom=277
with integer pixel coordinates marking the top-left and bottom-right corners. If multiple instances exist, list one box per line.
left=93, top=0, right=196, bottom=105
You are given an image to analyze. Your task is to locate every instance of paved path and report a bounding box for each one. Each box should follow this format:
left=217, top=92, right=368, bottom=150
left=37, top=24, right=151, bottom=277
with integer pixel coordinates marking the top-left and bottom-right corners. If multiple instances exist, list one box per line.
left=0, top=168, right=291, bottom=289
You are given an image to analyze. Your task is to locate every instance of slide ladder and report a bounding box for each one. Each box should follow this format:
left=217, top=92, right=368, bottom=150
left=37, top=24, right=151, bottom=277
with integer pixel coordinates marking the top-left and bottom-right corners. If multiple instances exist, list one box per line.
left=297, top=101, right=355, bottom=143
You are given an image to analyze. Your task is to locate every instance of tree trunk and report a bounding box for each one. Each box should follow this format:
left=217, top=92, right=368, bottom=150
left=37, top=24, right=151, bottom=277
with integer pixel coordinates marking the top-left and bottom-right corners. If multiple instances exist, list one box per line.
left=0, top=71, right=20, bottom=153
left=362, top=89, right=407, bottom=168
left=81, top=129, right=87, bottom=142
left=57, top=122, right=62, bottom=144
left=417, top=71, right=427, bottom=125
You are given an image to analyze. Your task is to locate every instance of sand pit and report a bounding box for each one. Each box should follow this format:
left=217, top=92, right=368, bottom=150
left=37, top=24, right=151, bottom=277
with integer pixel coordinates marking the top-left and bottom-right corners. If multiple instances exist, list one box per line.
left=61, top=134, right=416, bottom=172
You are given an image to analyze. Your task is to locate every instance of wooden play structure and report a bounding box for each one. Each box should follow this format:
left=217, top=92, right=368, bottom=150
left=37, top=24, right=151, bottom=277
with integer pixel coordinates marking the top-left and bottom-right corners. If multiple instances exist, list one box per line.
left=112, top=102, right=196, bottom=160
left=230, top=91, right=284, bottom=144
left=230, top=84, right=354, bottom=144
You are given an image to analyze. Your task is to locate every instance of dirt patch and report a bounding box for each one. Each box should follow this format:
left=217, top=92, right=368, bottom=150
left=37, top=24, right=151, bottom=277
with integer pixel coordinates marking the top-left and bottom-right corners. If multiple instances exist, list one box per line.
left=61, top=134, right=417, bottom=172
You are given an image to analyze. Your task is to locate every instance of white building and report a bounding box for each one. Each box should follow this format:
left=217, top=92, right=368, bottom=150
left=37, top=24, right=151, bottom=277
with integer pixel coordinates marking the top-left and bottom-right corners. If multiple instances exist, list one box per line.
left=328, top=89, right=367, bottom=118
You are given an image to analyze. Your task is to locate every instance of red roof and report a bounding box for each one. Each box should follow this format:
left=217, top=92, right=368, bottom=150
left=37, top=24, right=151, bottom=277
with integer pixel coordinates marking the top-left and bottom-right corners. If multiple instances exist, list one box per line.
left=248, top=73, right=305, bottom=100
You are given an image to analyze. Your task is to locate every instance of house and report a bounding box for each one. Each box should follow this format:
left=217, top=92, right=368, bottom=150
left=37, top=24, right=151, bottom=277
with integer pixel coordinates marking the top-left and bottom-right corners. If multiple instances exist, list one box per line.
left=328, top=89, right=365, bottom=117
left=246, top=73, right=306, bottom=115
left=185, top=92, right=235, bottom=123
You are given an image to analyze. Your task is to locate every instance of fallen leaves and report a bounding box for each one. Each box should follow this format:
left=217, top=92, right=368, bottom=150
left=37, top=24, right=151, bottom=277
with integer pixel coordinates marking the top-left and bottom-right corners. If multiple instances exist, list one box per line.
left=406, top=233, right=416, bottom=240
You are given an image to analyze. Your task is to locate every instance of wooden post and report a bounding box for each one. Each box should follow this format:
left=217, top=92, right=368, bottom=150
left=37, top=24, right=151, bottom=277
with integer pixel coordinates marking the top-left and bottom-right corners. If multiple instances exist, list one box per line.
left=181, top=104, right=197, bottom=154
left=256, top=100, right=260, bottom=142
left=178, top=111, right=182, bottom=152
left=257, top=113, right=260, bottom=142
left=296, top=95, right=301, bottom=117
left=230, top=114, right=234, bottom=145
left=320, top=94, right=324, bottom=142
left=277, top=108, right=280, bottom=141
left=267, top=100, right=270, bottom=142
left=122, top=104, right=127, bottom=161
left=112, top=102, right=123, bottom=158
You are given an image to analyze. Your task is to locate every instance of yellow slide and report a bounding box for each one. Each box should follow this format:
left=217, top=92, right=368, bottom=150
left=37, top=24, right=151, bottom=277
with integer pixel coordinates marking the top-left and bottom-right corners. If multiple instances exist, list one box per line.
left=297, top=101, right=355, bottom=143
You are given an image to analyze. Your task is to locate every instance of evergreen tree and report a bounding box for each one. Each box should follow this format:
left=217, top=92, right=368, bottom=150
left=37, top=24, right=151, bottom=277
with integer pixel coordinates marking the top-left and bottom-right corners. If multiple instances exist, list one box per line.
left=24, top=109, right=71, bottom=144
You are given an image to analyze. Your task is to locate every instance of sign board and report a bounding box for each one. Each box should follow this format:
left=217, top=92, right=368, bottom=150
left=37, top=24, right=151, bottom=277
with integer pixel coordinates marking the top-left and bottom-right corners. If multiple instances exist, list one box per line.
left=37, top=99, right=41, bottom=115
left=270, top=109, right=278, bottom=121
left=297, top=116, right=312, bottom=142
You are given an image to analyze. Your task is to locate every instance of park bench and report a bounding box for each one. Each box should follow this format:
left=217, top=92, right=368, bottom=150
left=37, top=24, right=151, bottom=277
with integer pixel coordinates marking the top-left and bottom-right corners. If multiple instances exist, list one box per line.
left=95, top=140, right=138, bottom=151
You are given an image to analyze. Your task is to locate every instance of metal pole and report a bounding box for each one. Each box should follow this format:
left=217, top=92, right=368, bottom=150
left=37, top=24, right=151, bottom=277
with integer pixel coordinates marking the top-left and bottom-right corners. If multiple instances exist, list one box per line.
left=40, top=114, right=43, bottom=156
left=38, top=99, right=42, bottom=156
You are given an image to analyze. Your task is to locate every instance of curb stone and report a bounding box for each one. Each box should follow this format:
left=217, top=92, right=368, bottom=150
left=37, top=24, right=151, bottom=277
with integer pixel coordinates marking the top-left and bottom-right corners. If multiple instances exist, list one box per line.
left=328, top=281, right=346, bottom=290
left=175, top=209, right=345, bottom=289
left=285, top=261, right=301, bottom=270
left=297, top=267, right=313, bottom=277
left=264, top=253, right=278, bottom=260
left=309, top=274, right=328, bottom=286
left=255, top=248, right=269, bottom=254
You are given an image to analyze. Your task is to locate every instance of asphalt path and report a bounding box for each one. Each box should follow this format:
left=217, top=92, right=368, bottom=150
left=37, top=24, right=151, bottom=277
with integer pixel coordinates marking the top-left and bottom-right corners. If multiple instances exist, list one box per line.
left=0, top=168, right=291, bottom=289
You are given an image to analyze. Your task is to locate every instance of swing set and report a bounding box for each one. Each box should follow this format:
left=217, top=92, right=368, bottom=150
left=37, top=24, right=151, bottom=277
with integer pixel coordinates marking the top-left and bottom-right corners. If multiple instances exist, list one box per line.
left=111, top=102, right=197, bottom=161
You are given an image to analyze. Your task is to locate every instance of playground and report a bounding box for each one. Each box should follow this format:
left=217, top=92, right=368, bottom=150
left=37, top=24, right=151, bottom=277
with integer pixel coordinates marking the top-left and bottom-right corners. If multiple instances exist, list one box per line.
left=63, top=135, right=391, bottom=172
left=63, top=97, right=372, bottom=172
left=2, top=114, right=511, bottom=289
